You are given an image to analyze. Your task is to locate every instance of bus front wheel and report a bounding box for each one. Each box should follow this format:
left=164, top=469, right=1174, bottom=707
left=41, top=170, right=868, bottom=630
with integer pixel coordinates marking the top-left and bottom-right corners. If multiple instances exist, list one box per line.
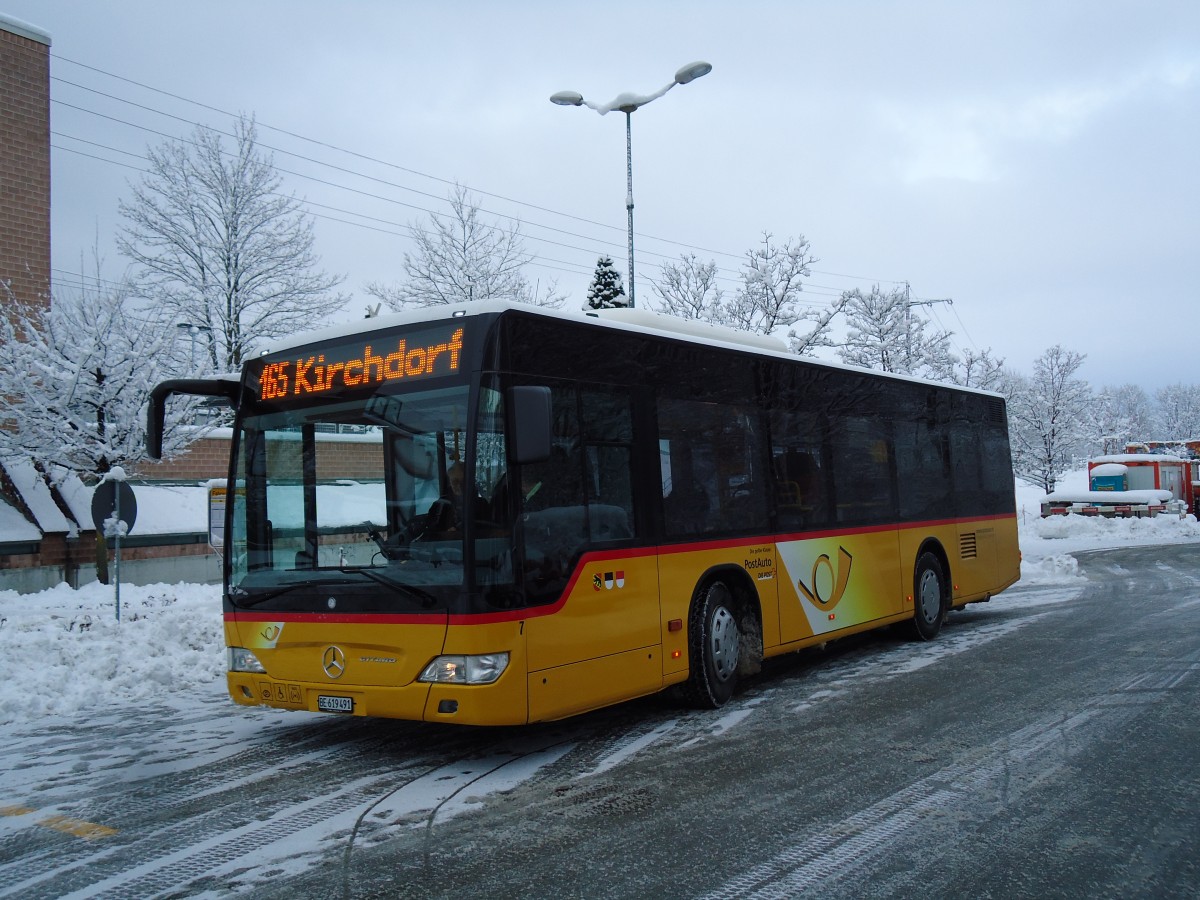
left=911, top=552, right=948, bottom=641
left=683, top=580, right=741, bottom=708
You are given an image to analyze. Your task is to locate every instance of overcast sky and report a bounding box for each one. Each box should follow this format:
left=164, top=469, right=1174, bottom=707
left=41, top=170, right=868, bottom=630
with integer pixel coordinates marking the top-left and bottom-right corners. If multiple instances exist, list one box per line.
left=5, top=0, right=1198, bottom=391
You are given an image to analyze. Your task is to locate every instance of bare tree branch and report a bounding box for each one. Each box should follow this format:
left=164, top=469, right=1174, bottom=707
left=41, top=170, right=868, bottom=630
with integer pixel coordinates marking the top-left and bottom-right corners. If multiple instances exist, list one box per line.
left=365, top=185, right=563, bottom=310
left=118, top=115, right=346, bottom=370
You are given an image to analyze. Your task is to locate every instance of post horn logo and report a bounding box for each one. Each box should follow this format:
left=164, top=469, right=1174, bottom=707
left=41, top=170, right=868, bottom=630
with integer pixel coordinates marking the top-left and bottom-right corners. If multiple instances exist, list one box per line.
left=322, top=645, right=346, bottom=679
left=796, top=546, right=854, bottom=611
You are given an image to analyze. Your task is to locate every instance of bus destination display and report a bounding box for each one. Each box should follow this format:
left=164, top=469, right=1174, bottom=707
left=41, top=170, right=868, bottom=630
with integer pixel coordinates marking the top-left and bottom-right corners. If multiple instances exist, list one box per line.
left=257, top=326, right=464, bottom=401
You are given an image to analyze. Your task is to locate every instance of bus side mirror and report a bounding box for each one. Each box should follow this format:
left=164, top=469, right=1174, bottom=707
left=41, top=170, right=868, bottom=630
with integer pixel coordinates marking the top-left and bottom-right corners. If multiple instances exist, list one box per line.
left=507, top=386, right=552, bottom=465
left=146, top=377, right=241, bottom=460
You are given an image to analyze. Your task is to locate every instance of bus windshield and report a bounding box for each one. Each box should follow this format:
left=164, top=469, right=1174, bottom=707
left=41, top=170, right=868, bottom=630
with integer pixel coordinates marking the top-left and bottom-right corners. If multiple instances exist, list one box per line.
left=227, top=383, right=501, bottom=613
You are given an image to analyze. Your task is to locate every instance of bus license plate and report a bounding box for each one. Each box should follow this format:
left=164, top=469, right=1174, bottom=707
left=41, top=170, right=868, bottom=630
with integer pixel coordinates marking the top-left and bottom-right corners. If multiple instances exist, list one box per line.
left=318, top=695, right=354, bottom=714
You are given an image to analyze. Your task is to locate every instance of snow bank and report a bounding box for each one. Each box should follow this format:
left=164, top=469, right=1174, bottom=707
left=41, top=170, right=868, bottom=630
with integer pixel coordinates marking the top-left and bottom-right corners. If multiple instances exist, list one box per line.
left=1018, top=511, right=1200, bottom=586
left=0, top=581, right=224, bottom=724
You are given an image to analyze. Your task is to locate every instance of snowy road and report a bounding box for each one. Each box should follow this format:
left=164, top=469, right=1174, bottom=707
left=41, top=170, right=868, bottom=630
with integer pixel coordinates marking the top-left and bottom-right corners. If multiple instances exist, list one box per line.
left=1, top=544, right=1197, bottom=898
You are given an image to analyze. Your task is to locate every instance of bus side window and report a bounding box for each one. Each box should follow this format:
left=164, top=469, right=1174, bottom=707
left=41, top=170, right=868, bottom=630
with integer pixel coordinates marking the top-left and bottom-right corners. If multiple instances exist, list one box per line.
left=778, top=450, right=822, bottom=521
left=893, top=387, right=953, bottom=521
left=830, top=417, right=895, bottom=525
left=659, top=396, right=767, bottom=537
left=519, top=381, right=585, bottom=604
left=581, top=387, right=636, bottom=541
left=769, top=407, right=830, bottom=530
left=663, top=439, right=711, bottom=534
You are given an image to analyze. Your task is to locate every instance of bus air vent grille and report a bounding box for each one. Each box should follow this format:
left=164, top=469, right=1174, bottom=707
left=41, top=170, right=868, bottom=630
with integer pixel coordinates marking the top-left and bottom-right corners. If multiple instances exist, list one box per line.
left=960, top=532, right=978, bottom=559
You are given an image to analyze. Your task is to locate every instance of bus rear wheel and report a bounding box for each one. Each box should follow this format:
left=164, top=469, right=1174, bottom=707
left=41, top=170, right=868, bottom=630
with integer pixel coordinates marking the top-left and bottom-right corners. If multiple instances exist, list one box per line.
left=911, top=552, right=947, bottom=641
left=683, top=580, right=741, bottom=708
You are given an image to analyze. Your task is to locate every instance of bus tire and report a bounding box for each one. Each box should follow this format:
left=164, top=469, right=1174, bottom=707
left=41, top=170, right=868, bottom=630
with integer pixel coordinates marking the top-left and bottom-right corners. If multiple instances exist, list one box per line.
left=683, top=579, right=741, bottom=708
left=911, top=552, right=947, bottom=641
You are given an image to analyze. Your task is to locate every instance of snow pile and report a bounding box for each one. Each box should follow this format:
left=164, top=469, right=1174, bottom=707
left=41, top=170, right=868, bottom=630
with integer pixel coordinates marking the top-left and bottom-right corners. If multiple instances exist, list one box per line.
left=0, top=581, right=224, bottom=724
left=1018, top=511, right=1200, bottom=585
left=1027, top=509, right=1200, bottom=547
left=1019, top=550, right=1085, bottom=585
left=0, top=469, right=1198, bottom=727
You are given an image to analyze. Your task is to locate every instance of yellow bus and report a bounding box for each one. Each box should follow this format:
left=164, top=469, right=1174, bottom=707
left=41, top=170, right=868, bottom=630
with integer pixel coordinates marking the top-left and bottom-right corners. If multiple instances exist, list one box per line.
left=148, top=302, right=1019, bottom=725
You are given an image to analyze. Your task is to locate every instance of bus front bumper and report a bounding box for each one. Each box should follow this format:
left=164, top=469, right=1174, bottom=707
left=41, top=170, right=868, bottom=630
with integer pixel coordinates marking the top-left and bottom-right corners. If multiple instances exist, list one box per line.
left=225, top=671, right=530, bottom=725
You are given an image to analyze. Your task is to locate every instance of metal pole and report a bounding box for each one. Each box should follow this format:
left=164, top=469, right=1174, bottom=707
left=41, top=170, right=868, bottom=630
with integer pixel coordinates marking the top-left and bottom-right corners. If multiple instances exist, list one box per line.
left=625, top=110, right=636, bottom=308
left=113, top=488, right=121, bottom=623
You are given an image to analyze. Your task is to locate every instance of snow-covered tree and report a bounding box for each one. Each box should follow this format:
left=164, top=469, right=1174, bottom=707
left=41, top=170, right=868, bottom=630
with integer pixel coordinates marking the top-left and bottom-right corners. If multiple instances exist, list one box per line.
left=785, top=294, right=849, bottom=357
left=648, top=234, right=844, bottom=354
left=838, top=285, right=905, bottom=372
left=837, top=284, right=954, bottom=379
left=1093, top=383, right=1154, bottom=454
left=1154, top=383, right=1200, bottom=440
left=118, top=115, right=346, bottom=370
left=585, top=255, right=626, bottom=310
left=0, top=278, right=195, bottom=478
left=0, top=273, right=202, bottom=582
left=651, top=253, right=723, bottom=321
left=1092, top=387, right=1134, bottom=456
left=723, top=233, right=817, bottom=336
left=1113, top=384, right=1155, bottom=443
left=365, top=185, right=563, bottom=309
left=1004, top=345, right=1092, bottom=493
left=946, top=347, right=1005, bottom=391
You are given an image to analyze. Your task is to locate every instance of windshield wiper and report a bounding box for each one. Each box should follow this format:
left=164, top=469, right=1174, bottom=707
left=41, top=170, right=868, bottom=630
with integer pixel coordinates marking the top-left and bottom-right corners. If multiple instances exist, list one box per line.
left=231, top=580, right=335, bottom=609
left=339, top=566, right=439, bottom=609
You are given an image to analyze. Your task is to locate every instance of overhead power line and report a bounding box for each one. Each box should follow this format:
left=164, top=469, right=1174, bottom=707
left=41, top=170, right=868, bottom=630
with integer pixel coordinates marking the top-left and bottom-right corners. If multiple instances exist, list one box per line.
left=46, top=51, right=936, bottom=306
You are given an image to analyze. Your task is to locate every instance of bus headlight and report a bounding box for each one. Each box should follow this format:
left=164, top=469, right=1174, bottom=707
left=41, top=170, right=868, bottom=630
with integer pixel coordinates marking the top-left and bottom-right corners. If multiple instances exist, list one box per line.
left=418, top=653, right=509, bottom=685
left=228, top=647, right=267, bottom=674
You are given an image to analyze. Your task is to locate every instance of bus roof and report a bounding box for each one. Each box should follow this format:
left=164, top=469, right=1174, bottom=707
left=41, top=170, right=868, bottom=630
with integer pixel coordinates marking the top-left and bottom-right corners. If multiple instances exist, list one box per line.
left=253, top=300, right=1005, bottom=400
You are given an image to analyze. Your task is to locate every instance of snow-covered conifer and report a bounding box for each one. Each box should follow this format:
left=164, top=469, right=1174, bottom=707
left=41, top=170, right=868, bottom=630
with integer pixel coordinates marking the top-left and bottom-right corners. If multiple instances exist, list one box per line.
left=585, top=256, right=627, bottom=310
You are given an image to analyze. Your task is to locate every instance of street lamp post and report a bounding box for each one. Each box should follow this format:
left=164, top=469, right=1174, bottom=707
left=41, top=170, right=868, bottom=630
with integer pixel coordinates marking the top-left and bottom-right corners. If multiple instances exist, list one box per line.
left=551, top=60, right=712, bottom=309
left=175, top=322, right=212, bottom=371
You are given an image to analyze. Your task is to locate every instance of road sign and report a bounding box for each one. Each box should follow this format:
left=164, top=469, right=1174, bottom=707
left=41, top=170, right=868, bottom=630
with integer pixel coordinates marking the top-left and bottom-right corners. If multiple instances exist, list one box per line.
left=91, top=480, right=137, bottom=534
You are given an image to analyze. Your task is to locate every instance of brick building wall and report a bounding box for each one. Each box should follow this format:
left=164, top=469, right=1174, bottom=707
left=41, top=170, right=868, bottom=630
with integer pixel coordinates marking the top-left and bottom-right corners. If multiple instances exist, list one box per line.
left=136, top=436, right=236, bottom=481
left=134, top=433, right=385, bottom=481
left=0, top=14, right=51, bottom=311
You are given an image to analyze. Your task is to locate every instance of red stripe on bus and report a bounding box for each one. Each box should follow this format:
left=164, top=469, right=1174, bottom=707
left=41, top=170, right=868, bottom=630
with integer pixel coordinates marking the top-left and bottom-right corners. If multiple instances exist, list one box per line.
left=224, top=611, right=447, bottom=625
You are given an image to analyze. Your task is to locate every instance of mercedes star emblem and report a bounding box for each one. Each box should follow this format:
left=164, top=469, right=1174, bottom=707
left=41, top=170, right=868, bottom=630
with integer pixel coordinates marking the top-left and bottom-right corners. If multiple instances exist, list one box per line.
left=322, top=645, right=346, bottom=679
